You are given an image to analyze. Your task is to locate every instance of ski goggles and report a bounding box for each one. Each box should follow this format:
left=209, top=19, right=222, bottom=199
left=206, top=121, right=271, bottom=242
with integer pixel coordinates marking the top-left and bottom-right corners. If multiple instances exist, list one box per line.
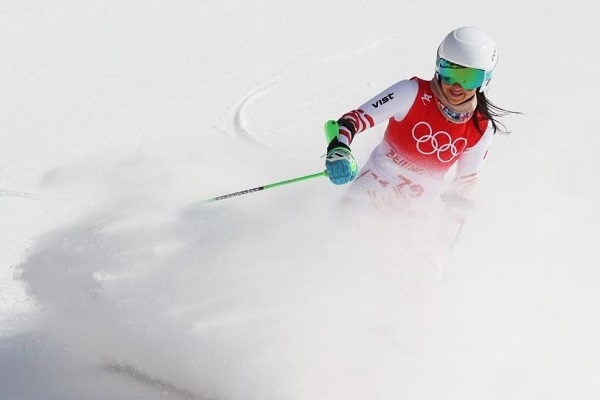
left=436, top=57, right=491, bottom=90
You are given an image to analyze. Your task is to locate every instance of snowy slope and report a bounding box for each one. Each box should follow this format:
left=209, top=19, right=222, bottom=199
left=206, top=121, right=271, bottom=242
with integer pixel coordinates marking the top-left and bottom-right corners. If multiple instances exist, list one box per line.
left=2, top=1, right=600, bottom=399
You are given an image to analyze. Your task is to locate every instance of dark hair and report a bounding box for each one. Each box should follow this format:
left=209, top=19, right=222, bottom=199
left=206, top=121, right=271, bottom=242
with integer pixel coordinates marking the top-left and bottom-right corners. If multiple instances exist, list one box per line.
left=473, top=91, right=521, bottom=134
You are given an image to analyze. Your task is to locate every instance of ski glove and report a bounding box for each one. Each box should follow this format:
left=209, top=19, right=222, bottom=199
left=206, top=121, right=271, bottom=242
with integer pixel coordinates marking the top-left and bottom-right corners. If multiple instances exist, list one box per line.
left=325, top=141, right=358, bottom=185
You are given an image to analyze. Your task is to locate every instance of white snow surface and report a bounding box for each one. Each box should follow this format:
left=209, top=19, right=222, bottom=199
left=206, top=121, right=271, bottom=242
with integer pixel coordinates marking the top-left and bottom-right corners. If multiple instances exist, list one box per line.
left=2, top=1, right=599, bottom=399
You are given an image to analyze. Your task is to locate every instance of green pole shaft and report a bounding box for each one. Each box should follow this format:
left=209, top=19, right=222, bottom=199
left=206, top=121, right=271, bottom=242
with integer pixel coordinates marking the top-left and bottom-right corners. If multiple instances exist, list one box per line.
left=204, top=170, right=328, bottom=203
left=205, top=121, right=337, bottom=203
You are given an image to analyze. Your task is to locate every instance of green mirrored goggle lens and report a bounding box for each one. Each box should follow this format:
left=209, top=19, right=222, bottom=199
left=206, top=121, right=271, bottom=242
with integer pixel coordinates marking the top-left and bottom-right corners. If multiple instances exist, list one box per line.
left=437, top=58, right=486, bottom=90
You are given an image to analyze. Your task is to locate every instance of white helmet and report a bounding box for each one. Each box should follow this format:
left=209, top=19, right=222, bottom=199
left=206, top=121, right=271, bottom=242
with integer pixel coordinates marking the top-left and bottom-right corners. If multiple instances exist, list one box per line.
left=436, top=26, right=498, bottom=92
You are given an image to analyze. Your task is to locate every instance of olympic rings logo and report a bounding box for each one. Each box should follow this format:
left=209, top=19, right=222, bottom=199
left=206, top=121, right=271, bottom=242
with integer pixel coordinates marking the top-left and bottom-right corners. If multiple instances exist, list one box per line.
left=411, top=121, right=467, bottom=163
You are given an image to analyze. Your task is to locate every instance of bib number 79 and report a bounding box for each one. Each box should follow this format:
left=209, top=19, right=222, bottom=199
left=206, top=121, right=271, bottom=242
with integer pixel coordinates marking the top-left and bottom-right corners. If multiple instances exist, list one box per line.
left=396, top=174, right=424, bottom=198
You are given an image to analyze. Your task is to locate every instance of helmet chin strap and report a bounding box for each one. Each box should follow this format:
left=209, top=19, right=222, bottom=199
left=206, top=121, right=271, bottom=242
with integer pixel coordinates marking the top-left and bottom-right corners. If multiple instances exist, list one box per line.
left=430, top=75, right=477, bottom=124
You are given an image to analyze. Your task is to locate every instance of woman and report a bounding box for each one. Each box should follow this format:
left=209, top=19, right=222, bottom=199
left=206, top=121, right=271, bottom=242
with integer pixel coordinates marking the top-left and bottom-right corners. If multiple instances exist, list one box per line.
left=325, top=26, right=517, bottom=248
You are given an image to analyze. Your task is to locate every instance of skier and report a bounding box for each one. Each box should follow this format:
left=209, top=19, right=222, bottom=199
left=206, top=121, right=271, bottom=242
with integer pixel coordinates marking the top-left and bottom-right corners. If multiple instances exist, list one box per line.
left=324, top=26, right=518, bottom=249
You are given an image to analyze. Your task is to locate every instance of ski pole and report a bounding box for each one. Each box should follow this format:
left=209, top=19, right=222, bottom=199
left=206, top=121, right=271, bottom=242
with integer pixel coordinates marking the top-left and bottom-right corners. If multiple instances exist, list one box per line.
left=204, top=170, right=328, bottom=203
left=204, top=120, right=338, bottom=203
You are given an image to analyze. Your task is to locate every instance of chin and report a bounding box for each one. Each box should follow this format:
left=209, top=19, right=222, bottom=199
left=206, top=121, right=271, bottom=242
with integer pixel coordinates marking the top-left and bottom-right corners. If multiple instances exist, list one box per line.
left=448, top=96, right=465, bottom=105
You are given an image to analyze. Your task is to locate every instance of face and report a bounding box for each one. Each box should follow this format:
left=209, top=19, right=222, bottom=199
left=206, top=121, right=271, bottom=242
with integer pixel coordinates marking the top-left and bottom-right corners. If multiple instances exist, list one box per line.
left=440, top=80, right=477, bottom=105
